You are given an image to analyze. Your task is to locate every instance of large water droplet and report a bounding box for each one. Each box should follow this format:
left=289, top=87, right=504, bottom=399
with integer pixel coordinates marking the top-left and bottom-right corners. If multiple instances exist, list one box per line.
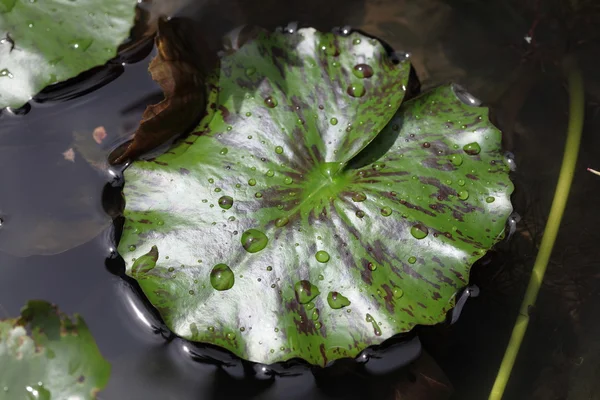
left=315, top=250, right=330, bottom=263
left=241, top=229, right=268, bottom=253
left=365, top=313, right=382, bottom=336
left=327, top=291, right=351, bottom=309
left=275, top=216, right=289, bottom=227
left=220, top=147, right=228, bottom=155
left=408, top=256, right=416, bottom=264
left=347, top=84, right=365, bottom=98
left=210, top=263, right=235, bottom=291
left=463, top=142, right=481, bottom=155
left=218, top=196, right=234, bottom=209
left=248, top=178, right=257, bottom=186
left=352, top=64, right=374, bottom=78
left=451, top=154, right=463, bottom=166
left=264, top=96, right=278, bottom=108
left=275, top=146, right=284, bottom=154
left=294, top=280, right=320, bottom=304
left=284, top=177, right=293, bottom=185
left=380, top=206, right=392, bottom=217
left=352, top=192, right=367, bottom=202
left=458, top=190, right=469, bottom=200
left=393, top=287, right=404, bottom=299
left=410, top=224, right=429, bottom=239
left=330, top=117, right=338, bottom=125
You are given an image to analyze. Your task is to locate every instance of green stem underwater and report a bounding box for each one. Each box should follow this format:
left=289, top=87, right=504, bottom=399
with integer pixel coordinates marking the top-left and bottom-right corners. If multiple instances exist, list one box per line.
left=489, top=54, right=585, bottom=399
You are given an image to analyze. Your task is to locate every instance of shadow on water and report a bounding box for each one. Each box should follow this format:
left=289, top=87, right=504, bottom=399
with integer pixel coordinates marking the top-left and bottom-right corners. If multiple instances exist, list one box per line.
left=2, top=0, right=600, bottom=399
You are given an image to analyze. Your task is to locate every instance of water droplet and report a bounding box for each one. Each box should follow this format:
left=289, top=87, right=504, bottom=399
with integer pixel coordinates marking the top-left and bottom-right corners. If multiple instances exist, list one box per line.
left=393, top=288, right=404, bottom=299
left=218, top=196, right=234, bottom=209
left=284, top=177, right=293, bottom=185
left=275, top=146, right=284, bottom=154
left=486, top=196, right=495, bottom=203
left=294, top=280, right=320, bottom=304
left=248, top=178, right=257, bottom=186
left=0, top=69, right=13, bottom=78
left=330, top=117, right=338, bottom=125
left=353, top=38, right=361, bottom=45
left=356, top=210, right=365, bottom=218
left=410, top=224, right=429, bottom=239
left=210, top=263, right=235, bottom=291
left=366, top=313, right=382, bottom=336
left=458, top=179, right=466, bottom=186
left=264, top=96, right=278, bottom=108
left=264, top=170, right=274, bottom=178
left=451, top=154, right=463, bottom=166
left=315, top=250, right=330, bottom=263
left=227, top=332, right=236, bottom=340
left=241, top=229, right=269, bottom=253
left=347, top=84, right=365, bottom=98
left=352, top=192, right=367, bottom=202
left=408, top=256, right=416, bottom=264
left=220, top=147, right=228, bottom=155
left=327, top=291, right=351, bottom=309
left=245, top=67, right=256, bottom=76
left=463, top=142, right=481, bottom=155
left=367, top=262, right=377, bottom=271
left=255, top=192, right=263, bottom=198
left=275, top=217, right=289, bottom=227
left=352, top=64, right=374, bottom=78
left=208, top=326, right=215, bottom=332
left=423, top=142, right=431, bottom=148
left=458, top=190, right=469, bottom=200
left=380, top=206, right=392, bottom=216
left=311, top=309, right=320, bottom=320
left=189, top=290, right=195, bottom=295
left=266, top=266, right=273, bottom=271
left=129, top=245, right=136, bottom=251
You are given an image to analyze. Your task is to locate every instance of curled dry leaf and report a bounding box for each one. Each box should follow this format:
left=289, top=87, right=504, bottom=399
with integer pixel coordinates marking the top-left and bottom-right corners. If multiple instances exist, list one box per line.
left=110, top=17, right=216, bottom=164
left=93, top=126, right=108, bottom=144
left=62, top=148, right=76, bottom=162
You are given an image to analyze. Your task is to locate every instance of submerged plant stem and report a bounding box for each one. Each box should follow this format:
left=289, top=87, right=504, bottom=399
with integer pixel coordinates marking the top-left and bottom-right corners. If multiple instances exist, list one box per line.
left=489, top=55, right=585, bottom=400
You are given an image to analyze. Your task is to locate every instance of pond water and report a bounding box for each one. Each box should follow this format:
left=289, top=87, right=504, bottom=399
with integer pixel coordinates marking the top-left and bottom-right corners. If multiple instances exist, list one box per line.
left=1, top=0, right=600, bottom=399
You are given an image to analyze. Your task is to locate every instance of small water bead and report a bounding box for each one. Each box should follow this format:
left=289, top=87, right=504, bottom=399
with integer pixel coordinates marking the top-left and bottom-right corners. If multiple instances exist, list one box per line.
left=367, top=262, right=377, bottom=271
left=214, top=188, right=222, bottom=193
left=255, top=192, right=263, bottom=198
left=410, top=224, right=429, bottom=239
left=330, top=117, right=338, bottom=125
left=129, top=245, right=136, bottom=251
left=458, top=190, right=470, bottom=200
left=189, top=290, right=195, bottom=295
left=458, top=179, right=466, bottom=186
left=311, top=309, right=320, bottom=320
left=294, top=280, right=320, bottom=304
left=315, top=322, right=322, bottom=329
left=352, top=64, right=374, bottom=79
left=0, top=69, right=13, bottom=78
left=275, top=217, right=289, bottom=227
left=463, top=142, right=481, bottom=155
left=266, top=266, right=273, bottom=271
left=408, top=256, right=416, bottom=264
left=327, top=291, right=351, bottom=309
left=241, top=229, right=269, bottom=253
left=380, top=207, right=392, bottom=217
left=356, top=210, right=365, bottom=218
left=248, top=178, right=257, bottom=186
left=245, top=112, right=252, bottom=117
left=486, top=196, right=496, bottom=203
left=227, top=332, right=236, bottom=340
left=264, top=96, right=278, bottom=108
left=284, top=177, right=293, bottom=185
left=393, top=288, right=404, bottom=299
left=210, top=263, right=235, bottom=291
left=208, top=326, right=215, bottom=332
left=275, top=146, right=284, bottom=154
left=423, top=142, right=431, bottom=148
left=220, top=147, right=228, bottom=155
left=365, top=313, right=382, bottom=336
left=451, top=154, right=463, bottom=166
left=353, top=38, right=361, bottom=45
left=347, top=84, right=365, bottom=98
left=352, top=192, right=367, bottom=202
left=235, top=183, right=241, bottom=188
left=315, top=250, right=330, bottom=263
left=245, top=67, right=256, bottom=76
left=266, top=170, right=274, bottom=177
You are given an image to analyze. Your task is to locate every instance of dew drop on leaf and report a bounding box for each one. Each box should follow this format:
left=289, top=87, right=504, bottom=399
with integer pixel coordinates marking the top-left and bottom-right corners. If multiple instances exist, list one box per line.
left=352, top=64, right=374, bottom=78
left=315, top=250, right=330, bottom=263
left=408, top=256, right=416, bottom=264
left=129, top=245, right=136, bottom=251
left=294, top=280, right=320, bottom=304
left=241, top=229, right=269, bottom=253
left=463, top=142, right=481, bottom=155
left=248, top=178, right=257, bottom=186
left=458, top=190, right=469, bottom=200
left=284, top=177, right=293, bottom=185
left=365, top=313, right=382, bottom=336
left=227, top=332, right=236, bottom=340
left=451, top=154, right=463, bottom=166
left=330, top=117, right=338, bottom=125
left=486, top=196, right=495, bottom=203
left=220, top=147, right=228, bottom=155
left=218, top=196, right=234, bottom=210
left=210, top=263, right=235, bottom=291
left=264, top=96, right=278, bottom=108
left=275, top=217, right=289, bottom=227
left=352, top=192, right=367, bottom=202
left=410, top=224, right=429, bottom=239
left=355, top=210, right=365, bottom=218
left=347, top=84, right=365, bottom=98
left=275, top=146, right=284, bottom=154
left=380, top=206, right=392, bottom=216
left=327, top=291, right=351, bottom=309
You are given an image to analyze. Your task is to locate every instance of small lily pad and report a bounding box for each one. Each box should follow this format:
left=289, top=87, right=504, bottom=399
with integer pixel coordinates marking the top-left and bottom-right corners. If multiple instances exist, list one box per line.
left=118, top=28, right=513, bottom=366
left=0, top=0, right=139, bottom=109
left=0, top=301, right=110, bottom=399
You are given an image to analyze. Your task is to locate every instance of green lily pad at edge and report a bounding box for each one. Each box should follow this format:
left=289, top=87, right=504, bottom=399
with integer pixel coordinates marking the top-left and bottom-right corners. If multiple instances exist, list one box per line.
left=118, top=28, right=514, bottom=366
left=0, top=0, right=139, bottom=109
left=0, top=301, right=110, bottom=399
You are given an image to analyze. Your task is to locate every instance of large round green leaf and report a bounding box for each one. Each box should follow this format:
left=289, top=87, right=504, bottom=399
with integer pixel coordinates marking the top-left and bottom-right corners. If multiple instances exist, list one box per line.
left=118, top=28, right=513, bottom=366
left=0, top=301, right=110, bottom=399
left=0, top=0, right=138, bottom=109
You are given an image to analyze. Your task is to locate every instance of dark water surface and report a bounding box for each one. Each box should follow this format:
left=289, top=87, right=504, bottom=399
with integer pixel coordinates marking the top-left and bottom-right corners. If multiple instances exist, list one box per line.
left=2, top=0, right=600, bottom=399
